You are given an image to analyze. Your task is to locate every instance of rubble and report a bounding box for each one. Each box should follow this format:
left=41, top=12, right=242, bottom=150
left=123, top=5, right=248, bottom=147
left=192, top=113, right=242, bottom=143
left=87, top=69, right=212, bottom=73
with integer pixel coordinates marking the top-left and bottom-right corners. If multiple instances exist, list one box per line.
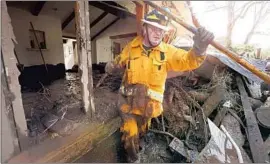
left=41, top=113, right=78, bottom=136
left=236, top=76, right=268, bottom=162
left=21, top=58, right=270, bottom=162
left=195, top=119, right=242, bottom=163
left=169, top=137, right=199, bottom=162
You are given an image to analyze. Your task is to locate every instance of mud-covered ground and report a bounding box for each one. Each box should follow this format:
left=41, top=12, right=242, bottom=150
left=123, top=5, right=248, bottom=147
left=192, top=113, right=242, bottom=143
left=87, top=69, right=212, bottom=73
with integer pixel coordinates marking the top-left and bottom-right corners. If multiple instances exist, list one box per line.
left=21, top=72, right=120, bottom=145
left=75, top=130, right=180, bottom=163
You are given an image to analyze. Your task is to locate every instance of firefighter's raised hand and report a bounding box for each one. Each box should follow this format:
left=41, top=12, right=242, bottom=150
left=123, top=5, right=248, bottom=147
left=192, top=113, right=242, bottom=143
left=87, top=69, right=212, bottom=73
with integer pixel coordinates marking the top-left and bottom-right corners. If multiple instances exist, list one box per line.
left=192, top=27, right=214, bottom=56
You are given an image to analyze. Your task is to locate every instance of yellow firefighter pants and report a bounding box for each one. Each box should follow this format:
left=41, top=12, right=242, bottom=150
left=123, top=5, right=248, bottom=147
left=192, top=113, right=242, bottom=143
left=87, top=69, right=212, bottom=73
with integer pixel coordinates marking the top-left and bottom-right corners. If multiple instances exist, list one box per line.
left=118, top=93, right=163, bottom=162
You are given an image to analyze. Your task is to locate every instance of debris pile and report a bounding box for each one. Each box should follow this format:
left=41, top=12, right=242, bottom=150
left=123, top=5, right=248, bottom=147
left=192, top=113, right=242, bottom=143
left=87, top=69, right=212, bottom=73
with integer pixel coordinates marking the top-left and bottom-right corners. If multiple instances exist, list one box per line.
left=22, top=73, right=84, bottom=144
left=91, top=56, right=270, bottom=163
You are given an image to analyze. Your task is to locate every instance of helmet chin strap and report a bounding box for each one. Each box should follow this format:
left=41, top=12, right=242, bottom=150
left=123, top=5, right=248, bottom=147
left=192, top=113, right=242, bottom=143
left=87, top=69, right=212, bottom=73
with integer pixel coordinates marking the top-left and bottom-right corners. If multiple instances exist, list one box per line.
left=145, top=25, right=161, bottom=48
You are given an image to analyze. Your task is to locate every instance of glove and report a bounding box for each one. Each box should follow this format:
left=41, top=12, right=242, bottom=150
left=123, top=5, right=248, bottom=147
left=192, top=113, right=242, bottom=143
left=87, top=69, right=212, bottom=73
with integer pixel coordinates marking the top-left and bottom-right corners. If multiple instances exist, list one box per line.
left=105, top=61, right=125, bottom=75
left=105, top=61, right=115, bottom=74
left=192, top=27, right=214, bottom=55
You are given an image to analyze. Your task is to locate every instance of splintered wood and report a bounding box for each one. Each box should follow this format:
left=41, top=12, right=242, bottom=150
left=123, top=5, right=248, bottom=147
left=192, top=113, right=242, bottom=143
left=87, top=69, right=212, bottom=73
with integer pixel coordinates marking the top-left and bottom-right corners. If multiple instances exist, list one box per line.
left=236, top=76, right=267, bottom=163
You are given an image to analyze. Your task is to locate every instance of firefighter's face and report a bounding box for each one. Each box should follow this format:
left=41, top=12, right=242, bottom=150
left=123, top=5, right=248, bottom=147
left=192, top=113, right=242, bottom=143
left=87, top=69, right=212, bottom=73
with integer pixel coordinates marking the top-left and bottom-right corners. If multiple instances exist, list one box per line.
left=144, top=24, right=165, bottom=46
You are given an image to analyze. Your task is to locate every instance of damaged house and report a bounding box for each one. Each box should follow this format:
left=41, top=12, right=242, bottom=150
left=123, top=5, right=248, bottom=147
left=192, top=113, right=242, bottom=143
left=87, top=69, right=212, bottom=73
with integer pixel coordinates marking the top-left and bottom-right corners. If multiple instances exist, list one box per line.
left=1, top=1, right=270, bottom=163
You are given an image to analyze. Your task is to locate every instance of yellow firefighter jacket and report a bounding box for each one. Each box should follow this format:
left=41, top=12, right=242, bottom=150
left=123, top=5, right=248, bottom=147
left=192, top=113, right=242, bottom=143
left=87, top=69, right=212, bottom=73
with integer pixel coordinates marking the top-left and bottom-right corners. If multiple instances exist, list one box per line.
left=114, top=36, right=205, bottom=104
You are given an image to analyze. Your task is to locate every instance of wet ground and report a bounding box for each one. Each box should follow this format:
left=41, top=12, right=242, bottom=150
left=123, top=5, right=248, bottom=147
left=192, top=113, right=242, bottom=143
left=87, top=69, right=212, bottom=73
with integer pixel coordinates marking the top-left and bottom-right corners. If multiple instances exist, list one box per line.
left=75, top=130, right=175, bottom=163
left=21, top=72, right=119, bottom=145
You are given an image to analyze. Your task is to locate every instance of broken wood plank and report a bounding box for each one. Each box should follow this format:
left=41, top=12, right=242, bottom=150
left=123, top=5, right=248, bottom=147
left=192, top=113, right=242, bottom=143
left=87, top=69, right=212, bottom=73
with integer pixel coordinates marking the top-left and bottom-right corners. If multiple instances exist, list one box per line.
left=202, top=86, right=227, bottom=117
left=8, top=117, right=121, bottom=163
left=236, top=76, right=268, bottom=163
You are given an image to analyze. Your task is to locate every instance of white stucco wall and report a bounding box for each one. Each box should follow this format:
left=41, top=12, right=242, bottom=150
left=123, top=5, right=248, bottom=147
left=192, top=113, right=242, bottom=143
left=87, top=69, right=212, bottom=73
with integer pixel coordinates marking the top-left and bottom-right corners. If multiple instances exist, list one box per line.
left=7, top=7, right=64, bottom=66
left=94, top=17, right=137, bottom=63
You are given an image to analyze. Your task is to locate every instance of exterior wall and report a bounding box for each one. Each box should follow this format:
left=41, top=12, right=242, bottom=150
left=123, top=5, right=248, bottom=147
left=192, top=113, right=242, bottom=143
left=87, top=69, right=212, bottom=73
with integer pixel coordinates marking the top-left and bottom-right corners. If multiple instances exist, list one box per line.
left=7, top=7, right=64, bottom=66
left=95, top=17, right=137, bottom=63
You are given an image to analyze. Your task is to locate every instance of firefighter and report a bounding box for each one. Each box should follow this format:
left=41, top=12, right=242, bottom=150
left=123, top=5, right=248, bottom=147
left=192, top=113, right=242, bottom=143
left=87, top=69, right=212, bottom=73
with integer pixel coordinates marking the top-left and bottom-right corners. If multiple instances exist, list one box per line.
left=105, top=9, right=214, bottom=162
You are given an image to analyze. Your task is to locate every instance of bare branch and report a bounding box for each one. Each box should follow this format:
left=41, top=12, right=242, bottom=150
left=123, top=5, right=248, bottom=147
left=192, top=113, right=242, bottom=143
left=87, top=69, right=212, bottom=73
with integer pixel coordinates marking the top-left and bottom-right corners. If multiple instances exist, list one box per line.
left=204, top=5, right=227, bottom=12
left=234, top=1, right=254, bottom=13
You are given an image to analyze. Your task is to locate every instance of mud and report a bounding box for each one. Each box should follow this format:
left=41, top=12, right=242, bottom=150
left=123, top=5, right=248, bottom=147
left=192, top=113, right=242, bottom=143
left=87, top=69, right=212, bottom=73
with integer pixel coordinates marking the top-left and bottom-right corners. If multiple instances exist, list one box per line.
left=75, top=130, right=176, bottom=163
left=22, top=72, right=120, bottom=145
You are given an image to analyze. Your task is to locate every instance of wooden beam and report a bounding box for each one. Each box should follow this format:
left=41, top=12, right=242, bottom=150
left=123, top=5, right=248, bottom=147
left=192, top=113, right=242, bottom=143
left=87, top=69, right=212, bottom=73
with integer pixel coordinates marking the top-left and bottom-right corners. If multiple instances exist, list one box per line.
left=75, top=1, right=95, bottom=115
left=110, top=32, right=137, bottom=39
left=103, top=1, right=125, bottom=9
left=89, top=1, right=135, bottom=18
left=62, top=35, right=76, bottom=40
left=91, top=18, right=120, bottom=41
left=62, top=11, right=75, bottom=30
left=134, top=1, right=144, bottom=36
left=2, top=2, right=29, bottom=151
left=90, top=12, right=108, bottom=28
left=236, top=76, right=268, bottom=163
left=31, top=1, right=46, bottom=16
left=8, top=117, right=121, bottom=163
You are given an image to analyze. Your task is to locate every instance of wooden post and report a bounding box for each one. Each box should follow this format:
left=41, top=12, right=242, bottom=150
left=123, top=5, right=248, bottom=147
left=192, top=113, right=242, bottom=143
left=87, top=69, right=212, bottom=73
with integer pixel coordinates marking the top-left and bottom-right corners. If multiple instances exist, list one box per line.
left=134, top=1, right=145, bottom=36
left=75, top=1, right=95, bottom=115
left=1, top=1, right=29, bottom=151
left=236, top=76, right=267, bottom=163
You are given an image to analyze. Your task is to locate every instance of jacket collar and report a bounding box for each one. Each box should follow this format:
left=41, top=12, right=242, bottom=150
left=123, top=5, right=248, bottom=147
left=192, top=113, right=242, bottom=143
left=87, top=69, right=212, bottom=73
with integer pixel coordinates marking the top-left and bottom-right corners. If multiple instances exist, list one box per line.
left=131, top=36, right=167, bottom=52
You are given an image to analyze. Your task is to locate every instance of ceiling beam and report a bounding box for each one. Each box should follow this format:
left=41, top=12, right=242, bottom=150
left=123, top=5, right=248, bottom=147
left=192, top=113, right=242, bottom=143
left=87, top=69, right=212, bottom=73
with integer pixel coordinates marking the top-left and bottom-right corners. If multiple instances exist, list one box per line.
left=62, top=11, right=75, bottom=30
left=90, top=12, right=108, bottom=28
left=89, top=1, right=135, bottom=18
left=103, top=1, right=125, bottom=9
left=31, top=1, right=46, bottom=16
left=91, top=18, right=120, bottom=41
left=109, top=32, right=137, bottom=39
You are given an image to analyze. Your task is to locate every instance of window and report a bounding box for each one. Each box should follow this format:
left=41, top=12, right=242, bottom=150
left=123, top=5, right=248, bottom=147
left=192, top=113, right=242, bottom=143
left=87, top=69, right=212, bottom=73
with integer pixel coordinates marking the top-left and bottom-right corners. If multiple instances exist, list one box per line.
left=29, top=30, right=46, bottom=49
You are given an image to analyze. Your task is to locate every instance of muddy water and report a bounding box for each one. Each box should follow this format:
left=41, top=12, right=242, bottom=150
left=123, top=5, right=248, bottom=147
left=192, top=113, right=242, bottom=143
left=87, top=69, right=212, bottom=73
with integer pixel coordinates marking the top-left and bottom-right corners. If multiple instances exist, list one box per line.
left=74, top=131, right=126, bottom=163
left=75, top=130, right=175, bottom=163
